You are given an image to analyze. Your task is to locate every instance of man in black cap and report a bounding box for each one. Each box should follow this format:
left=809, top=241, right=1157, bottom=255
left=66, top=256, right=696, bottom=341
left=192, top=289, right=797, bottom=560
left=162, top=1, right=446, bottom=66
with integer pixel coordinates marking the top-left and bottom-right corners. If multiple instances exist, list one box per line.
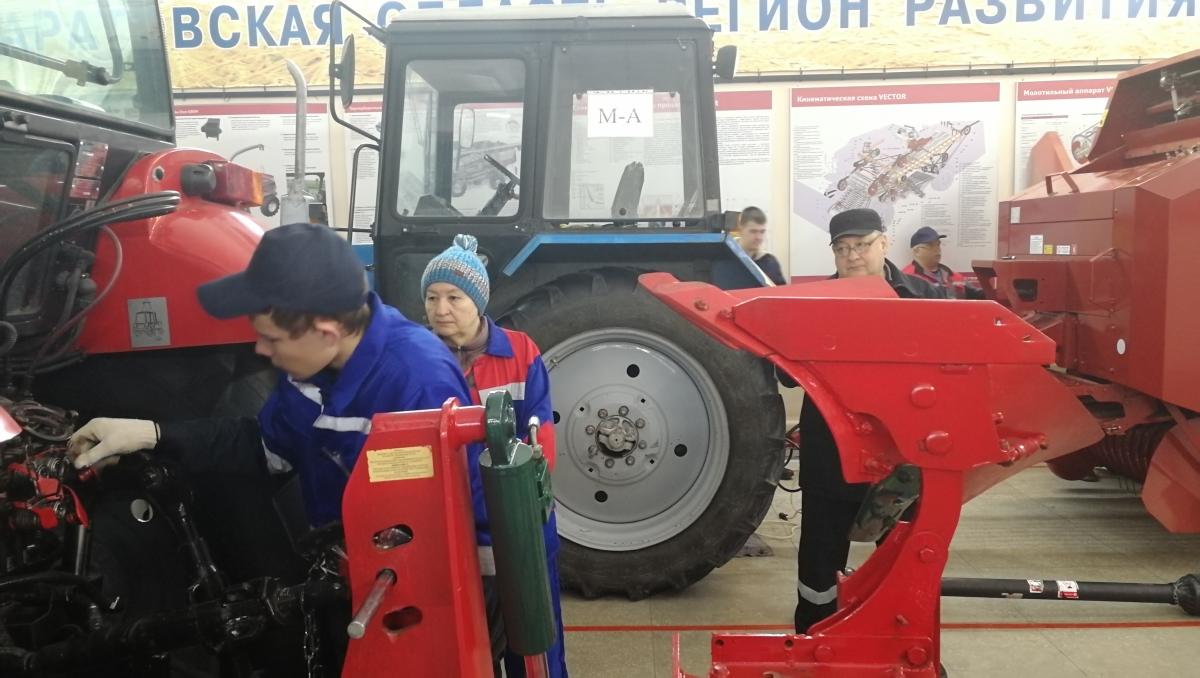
left=794, top=208, right=947, bottom=634
left=904, top=226, right=985, bottom=299
left=67, top=223, right=480, bottom=668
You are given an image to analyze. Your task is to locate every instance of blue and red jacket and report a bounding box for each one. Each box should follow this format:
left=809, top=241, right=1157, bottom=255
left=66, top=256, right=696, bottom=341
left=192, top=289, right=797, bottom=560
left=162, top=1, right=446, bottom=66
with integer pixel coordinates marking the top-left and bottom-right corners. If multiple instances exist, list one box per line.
left=255, top=293, right=493, bottom=545
left=467, top=317, right=559, bottom=555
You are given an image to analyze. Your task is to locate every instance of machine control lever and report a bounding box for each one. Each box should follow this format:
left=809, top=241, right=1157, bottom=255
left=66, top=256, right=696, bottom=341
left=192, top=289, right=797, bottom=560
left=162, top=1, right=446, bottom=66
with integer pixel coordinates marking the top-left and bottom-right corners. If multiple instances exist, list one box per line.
left=346, top=569, right=396, bottom=639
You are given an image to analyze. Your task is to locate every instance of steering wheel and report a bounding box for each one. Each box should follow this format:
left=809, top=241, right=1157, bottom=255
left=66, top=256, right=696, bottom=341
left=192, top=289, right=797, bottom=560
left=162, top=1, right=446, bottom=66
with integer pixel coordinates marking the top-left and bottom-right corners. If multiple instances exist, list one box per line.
left=484, top=154, right=519, bottom=185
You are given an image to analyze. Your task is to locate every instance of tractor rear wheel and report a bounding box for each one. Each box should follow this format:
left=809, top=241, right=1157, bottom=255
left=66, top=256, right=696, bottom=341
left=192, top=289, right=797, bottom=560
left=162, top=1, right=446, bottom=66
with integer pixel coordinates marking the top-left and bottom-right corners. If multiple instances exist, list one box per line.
left=502, top=269, right=784, bottom=599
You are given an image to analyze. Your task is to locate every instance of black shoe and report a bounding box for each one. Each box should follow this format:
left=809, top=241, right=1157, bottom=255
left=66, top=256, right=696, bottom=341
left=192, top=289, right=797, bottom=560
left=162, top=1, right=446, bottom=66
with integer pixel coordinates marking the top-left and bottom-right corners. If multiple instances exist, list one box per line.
left=781, top=467, right=795, bottom=480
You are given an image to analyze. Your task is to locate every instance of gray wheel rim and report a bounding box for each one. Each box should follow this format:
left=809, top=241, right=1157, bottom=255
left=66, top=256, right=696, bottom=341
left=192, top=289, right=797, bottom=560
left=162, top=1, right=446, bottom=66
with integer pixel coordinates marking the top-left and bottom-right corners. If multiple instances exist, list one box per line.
left=545, top=328, right=729, bottom=551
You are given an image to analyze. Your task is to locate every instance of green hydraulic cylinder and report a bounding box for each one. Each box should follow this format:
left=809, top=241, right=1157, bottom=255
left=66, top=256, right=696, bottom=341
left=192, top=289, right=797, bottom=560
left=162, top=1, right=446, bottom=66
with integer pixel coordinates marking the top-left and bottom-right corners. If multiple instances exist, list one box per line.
left=479, top=391, right=556, bottom=656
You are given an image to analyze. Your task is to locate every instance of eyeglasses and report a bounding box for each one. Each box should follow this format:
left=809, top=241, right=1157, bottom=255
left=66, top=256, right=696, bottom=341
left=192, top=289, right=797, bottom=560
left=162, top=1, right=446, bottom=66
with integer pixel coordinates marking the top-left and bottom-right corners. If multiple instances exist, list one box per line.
left=831, top=233, right=882, bottom=258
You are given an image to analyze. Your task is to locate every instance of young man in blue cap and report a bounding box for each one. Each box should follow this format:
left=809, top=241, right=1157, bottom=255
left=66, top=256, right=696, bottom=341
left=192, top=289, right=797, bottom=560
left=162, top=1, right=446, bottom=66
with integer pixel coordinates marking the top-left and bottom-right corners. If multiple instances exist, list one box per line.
left=67, top=223, right=512, bottom=671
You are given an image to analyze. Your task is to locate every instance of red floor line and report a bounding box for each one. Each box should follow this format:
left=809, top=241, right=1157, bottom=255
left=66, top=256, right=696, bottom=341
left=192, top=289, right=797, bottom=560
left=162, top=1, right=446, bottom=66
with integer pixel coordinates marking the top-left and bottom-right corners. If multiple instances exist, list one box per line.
left=564, top=620, right=1200, bottom=633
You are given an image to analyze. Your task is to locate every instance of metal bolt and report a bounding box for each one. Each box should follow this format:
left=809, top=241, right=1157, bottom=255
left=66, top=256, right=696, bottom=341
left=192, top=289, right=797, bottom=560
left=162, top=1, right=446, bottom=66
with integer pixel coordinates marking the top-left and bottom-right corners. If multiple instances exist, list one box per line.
left=694, top=299, right=709, bottom=311
left=625, top=456, right=636, bottom=466
left=918, top=547, right=937, bottom=563
left=635, top=418, right=646, bottom=428
left=597, top=409, right=608, bottom=419
left=585, top=425, right=596, bottom=435
left=618, top=405, right=629, bottom=416
left=638, top=441, right=647, bottom=449
left=813, top=645, right=835, bottom=662
left=909, top=383, right=937, bottom=408
left=588, top=446, right=598, bottom=457
left=604, top=458, right=615, bottom=469
left=906, top=646, right=929, bottom=667
left=924, top=431, right=952, bottom=455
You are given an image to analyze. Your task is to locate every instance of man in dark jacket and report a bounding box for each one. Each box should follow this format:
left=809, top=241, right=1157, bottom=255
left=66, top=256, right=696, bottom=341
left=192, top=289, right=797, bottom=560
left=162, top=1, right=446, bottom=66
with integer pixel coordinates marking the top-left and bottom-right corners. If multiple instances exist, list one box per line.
left=903, top=226, right=986, bottom=299
left=794, top=208, right=947, bottom=634
left=736, top=206, right=788, bottom=285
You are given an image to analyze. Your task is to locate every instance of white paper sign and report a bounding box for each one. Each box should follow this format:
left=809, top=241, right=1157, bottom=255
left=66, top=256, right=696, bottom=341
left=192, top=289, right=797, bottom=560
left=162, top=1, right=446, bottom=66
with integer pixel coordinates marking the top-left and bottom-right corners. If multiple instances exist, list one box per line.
left=587, top=90, right=654, bottom=138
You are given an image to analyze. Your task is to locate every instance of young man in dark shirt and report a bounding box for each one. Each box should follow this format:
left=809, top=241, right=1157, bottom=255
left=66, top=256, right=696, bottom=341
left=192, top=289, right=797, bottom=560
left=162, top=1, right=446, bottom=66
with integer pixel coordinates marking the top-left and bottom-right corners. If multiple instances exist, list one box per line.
left=736, top=206, right=788, bottom=285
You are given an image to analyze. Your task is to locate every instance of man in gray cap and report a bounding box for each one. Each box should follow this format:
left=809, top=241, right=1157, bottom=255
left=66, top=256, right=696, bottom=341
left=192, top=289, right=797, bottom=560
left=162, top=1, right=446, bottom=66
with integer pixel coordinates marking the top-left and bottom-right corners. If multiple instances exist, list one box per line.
left=794, top=208, right=948, bottom=634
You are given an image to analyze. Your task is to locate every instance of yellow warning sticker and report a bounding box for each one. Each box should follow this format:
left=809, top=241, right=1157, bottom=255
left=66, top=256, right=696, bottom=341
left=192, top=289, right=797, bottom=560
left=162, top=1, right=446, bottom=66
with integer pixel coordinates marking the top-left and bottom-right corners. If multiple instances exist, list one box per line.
left=367, top=446, right=434, bottom=482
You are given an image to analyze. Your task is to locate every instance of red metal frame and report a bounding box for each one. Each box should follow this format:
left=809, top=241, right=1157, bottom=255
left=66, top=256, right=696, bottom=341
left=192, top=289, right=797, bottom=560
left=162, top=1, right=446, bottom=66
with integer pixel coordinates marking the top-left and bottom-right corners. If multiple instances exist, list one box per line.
left=77, top=149, right=262, bottom=354
left=640, top=273, right=1102, bottom=677
left=340, top=399, right=493, bottom=678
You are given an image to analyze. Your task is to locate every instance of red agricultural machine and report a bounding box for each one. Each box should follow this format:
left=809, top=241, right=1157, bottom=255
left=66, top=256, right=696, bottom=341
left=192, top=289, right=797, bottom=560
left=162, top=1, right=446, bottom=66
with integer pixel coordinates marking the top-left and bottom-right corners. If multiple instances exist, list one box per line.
left=977, top=48, right=1200, bottom=533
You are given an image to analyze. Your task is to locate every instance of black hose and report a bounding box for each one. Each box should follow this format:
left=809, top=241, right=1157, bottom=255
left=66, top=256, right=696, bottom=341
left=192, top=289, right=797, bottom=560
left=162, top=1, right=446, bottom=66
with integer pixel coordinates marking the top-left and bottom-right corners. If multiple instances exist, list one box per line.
left=0, top=572, right=115, bottom=611
left=0, top=192, right=179, bottom=322
left=0, top=322, right=17, bottom=356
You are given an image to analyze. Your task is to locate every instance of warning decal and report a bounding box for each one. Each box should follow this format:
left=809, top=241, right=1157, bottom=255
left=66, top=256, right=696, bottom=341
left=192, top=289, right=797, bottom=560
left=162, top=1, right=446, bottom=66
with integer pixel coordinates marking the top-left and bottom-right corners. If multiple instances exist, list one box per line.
left=367, top=446, right=434, bottom=483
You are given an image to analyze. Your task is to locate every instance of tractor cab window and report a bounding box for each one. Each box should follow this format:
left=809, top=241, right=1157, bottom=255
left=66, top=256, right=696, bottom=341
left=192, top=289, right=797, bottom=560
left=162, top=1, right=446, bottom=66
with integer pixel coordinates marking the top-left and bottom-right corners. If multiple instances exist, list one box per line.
left=396, top=59, right=525, bottom=219
left=544, top=42, right=704, bottom=223
left=0, top=0, right=172, bottom=131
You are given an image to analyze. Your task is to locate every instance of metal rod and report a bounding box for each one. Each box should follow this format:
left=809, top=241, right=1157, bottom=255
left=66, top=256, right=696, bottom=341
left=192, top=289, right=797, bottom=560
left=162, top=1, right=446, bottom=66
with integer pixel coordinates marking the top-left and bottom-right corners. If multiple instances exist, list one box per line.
left=941, top=575, right=1198, bottom=615
left=347, top=569, right=397, bottom=639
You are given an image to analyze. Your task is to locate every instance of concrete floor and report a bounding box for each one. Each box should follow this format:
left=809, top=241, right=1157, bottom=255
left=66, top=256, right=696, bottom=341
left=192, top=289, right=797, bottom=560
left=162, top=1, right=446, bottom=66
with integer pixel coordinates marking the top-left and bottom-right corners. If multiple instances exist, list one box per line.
left=558, top=392, right=1200, bottom=677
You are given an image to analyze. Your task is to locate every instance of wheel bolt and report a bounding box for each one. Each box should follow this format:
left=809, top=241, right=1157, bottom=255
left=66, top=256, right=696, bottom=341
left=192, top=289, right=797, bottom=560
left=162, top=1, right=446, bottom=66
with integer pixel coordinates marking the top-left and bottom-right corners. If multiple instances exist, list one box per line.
left=597, top=409, right=608, bottom=419
left=618, top=406, right=629, bottom=416
left=588, top=446, right=598, bottom=457
left=635, top=418, right=646, bottom=428
left=585, top=425, right=596, bottom=435
left=638, top=441, right=647, bottom=449
left=625, top=456, right=636, bottom=466
left=604, top=458, right=615, bottom=469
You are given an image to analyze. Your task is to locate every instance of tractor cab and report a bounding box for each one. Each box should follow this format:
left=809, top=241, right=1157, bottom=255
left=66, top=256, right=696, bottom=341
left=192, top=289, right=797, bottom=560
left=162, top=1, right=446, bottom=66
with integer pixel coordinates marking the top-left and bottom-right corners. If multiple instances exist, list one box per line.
left=331, top=4, right=776, bottom=600
left=335, top=3, right=749, bottom=321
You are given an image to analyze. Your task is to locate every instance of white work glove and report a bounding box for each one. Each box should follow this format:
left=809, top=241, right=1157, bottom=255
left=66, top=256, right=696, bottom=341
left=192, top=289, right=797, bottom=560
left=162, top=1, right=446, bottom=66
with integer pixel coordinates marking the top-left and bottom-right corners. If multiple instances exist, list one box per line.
left=69, top=418, right=160, bottom=469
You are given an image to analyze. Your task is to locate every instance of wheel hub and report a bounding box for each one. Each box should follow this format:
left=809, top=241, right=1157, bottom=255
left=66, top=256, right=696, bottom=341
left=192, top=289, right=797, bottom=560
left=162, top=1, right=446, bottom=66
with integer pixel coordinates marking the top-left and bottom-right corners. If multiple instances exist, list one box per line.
left=589, top=406, right=645, bottom=458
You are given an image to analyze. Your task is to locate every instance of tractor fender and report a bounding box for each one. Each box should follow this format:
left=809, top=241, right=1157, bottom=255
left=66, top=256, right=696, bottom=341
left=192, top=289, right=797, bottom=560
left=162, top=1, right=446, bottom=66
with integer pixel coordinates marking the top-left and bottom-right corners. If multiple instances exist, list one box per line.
left=78, top=149, right=263, bottom=354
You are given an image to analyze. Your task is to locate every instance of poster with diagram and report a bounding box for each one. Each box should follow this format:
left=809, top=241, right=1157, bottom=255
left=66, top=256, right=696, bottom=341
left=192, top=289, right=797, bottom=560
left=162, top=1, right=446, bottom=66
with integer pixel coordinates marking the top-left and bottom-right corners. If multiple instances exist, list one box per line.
left=716, top=90, right=773, bottom=217
left=789, top=83, right=1001, bottom=276
left=1013, top=79, right=1114, bottom=191
left=174, top=102, right=331, bottom=230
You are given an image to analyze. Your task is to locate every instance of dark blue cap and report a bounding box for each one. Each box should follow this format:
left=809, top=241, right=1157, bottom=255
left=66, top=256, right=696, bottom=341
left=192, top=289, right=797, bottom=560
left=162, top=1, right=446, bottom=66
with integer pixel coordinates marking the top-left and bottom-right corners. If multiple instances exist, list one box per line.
left=829, top=208, right=884, bottom=244
left=910, top=226, right=947, bottom=248
left=198, top=222, right=367, bottom=319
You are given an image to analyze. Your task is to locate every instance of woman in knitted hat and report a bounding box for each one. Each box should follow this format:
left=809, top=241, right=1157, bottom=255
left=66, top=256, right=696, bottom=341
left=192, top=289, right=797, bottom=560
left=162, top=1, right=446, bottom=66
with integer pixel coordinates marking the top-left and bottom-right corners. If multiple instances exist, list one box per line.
left=422, top=234, right=568, bottom=678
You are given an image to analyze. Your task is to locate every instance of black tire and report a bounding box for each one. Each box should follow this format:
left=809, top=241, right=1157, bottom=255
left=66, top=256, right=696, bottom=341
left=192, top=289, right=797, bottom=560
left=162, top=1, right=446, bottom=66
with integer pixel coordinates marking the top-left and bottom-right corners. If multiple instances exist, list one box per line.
left=500, top=269, right=784, bottom=599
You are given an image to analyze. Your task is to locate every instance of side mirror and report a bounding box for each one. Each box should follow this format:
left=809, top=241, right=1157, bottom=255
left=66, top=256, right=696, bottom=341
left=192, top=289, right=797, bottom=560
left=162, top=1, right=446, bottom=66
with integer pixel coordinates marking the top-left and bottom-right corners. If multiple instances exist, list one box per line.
left=456, top=106, right=477, bottom=152
left=333, top=35, right=357, bottom=109
left=723, top=209, right=741, bottom=233
left=714, top=45, right=738, bottom=81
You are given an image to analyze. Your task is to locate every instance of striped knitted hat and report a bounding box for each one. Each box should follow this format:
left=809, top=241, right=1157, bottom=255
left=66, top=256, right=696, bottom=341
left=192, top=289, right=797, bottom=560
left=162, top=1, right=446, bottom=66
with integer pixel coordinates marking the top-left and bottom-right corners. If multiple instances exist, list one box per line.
left=421, top=234, right=490, bottom=314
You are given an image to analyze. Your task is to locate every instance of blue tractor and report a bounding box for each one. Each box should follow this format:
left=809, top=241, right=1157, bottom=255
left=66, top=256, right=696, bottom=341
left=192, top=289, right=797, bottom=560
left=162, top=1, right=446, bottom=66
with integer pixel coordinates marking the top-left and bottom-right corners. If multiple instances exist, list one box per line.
left=331, top=3, right=783, bottom=599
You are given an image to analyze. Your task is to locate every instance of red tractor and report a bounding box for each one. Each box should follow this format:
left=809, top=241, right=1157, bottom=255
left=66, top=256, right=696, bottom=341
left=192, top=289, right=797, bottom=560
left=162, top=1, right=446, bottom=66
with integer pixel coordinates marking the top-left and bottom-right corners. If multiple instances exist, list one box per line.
left=976, top=48, right=1200, bottom=534
left=0, top=1, right=314, bottom=674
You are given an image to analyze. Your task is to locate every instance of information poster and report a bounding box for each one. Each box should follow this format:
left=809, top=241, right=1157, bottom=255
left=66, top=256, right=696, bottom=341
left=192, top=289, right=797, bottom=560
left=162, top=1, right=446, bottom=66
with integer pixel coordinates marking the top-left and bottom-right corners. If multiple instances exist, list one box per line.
left=1013, top=79, right=1114, bottom=191
left=175, top=102, right=331, bottom=230
left=716, top=90, right=773, bottom=216
left=789, top=83, right=1001, bottom=276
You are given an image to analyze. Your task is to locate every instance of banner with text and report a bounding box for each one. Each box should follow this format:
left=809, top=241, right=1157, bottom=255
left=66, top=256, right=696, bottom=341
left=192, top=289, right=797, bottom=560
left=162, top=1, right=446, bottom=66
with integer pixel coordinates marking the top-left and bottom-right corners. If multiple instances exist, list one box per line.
left=790, top=82, right=1002, bottom=276
left=147, top=1, right=1198, bottom=90
left=1013, top=79, right=1114, bottom=190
